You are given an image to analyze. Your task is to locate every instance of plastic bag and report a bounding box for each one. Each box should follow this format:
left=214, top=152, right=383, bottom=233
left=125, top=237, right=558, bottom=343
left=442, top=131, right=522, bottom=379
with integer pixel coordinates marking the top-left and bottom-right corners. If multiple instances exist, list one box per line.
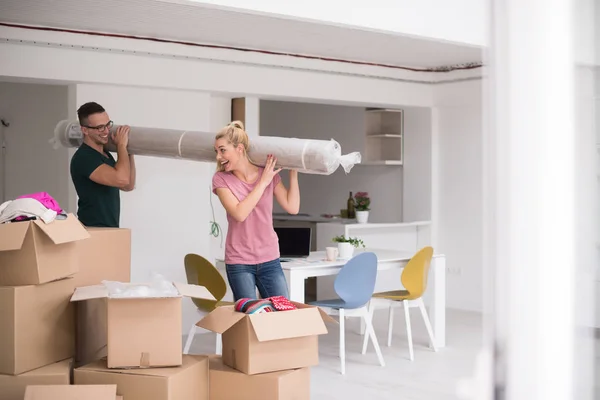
left=101, top=273, right=180, bottom=299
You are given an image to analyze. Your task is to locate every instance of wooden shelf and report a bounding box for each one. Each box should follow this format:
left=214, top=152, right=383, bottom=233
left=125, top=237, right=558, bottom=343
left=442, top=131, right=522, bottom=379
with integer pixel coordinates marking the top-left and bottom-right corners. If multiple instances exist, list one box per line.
left=364, top=108, right=404, bottom=165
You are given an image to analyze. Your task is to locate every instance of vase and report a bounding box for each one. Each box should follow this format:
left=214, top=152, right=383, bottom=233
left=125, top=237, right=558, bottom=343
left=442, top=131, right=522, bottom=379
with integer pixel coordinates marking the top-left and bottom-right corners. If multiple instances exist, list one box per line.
left=337, top=242, right=355, bottom=259
left=356, top=210, right=369, bottom=224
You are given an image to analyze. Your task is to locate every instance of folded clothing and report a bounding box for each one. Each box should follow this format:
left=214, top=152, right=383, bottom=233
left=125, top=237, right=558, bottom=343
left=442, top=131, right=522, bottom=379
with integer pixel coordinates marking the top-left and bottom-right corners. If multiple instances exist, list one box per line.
left=235, top=299, right=276, bottom=314
left=15, top=192, right=63, bottom=220
left=0, top=198, right=58, bottom=225
left=234, top=296, right=297, bottom=314
left=17, top=191, right=63, bottom=213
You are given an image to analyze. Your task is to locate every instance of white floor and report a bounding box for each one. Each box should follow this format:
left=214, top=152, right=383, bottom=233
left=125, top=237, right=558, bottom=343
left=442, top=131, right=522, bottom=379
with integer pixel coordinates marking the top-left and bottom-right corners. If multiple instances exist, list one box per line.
left=187, top=308, right=483, bottom=400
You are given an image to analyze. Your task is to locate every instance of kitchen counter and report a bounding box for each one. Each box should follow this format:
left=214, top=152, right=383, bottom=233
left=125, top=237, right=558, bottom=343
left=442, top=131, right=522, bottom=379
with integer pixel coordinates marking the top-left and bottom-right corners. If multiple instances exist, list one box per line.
left=272, top=213, right=354, bottom=223
left=316, top=220, right=432, bottom=251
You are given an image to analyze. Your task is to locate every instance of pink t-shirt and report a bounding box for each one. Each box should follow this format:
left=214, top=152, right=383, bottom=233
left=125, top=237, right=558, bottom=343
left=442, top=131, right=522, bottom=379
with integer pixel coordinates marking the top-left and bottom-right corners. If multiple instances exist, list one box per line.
left=212, top=169, right=281, bottom=265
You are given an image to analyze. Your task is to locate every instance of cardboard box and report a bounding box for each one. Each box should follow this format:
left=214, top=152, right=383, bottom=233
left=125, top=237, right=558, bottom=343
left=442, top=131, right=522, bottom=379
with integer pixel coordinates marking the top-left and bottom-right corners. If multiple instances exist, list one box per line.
left=0, top=213, right=90, bottom=285
left=209, top=357, right=310, bottom=400
left=196, top=303, right=335, bottom=375
left=70, top=282, right=214, bottom=369
left=73, top=228, right=131, bottom=368
left=72, top=228, right=131, bottom=288
left=0, top=278, right=75, bottom=375
left=24, top=384, right=120, bottom=400
left=74, top=355, right=209, bottom=400
left=0, top=359, right=71, bottom=400
left=75, top=299, right=109, bottom=368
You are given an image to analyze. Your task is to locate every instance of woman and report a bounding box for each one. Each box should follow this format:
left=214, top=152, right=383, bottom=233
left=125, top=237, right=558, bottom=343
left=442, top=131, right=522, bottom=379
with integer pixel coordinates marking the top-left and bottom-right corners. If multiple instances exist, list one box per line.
left=212, top=121, right=300, bottom=301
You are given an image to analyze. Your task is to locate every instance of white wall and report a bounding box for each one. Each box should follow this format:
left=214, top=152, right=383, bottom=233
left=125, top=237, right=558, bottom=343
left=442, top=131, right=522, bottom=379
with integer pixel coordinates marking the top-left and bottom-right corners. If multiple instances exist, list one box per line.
left=434, top=79, right=483, bottom=312
left=68, top=83, right=230, bottom=333
left=208, top=96, right=233, bottom=262
left=260, top=100, right=404, bottom=222
left=402, top=106, right=433, bottom=222
left=189, top=0, right=487, bottom=47
left=592, top=69, right=600, bottom=327
left=0, top=82, right=69, bottom=206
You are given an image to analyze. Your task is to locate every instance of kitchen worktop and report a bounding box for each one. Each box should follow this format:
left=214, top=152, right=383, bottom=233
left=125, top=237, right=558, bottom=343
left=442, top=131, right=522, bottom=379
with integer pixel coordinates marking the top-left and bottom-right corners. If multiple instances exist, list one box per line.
left=272, top=213, right=355, bottom=223
left=272, top=213, right=431, bottom=228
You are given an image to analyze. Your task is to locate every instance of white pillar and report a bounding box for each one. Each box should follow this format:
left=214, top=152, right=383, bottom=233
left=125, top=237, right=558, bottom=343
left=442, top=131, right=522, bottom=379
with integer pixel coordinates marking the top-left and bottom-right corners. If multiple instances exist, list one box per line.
left=488, top=0, right=596, bottom=399
left=232, top=96, right=260, bottom=136
left=243, top=97, right=260, bottom=137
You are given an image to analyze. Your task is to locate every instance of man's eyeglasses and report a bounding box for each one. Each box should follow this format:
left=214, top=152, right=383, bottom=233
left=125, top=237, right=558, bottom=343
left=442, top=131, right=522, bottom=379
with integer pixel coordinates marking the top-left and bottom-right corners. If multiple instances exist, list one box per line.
left=83, top=121, right=113, bottom=131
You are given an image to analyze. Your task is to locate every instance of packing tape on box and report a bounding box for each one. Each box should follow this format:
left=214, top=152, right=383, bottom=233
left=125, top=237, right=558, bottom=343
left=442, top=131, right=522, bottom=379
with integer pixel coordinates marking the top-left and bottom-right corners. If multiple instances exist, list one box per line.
left=51, top=120, right=362, bottom=175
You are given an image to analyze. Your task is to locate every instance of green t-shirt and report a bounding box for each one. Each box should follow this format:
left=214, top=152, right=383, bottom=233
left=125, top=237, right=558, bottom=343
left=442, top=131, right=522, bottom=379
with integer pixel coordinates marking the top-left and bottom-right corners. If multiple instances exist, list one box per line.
left=70, top=143, right=120, bottom=228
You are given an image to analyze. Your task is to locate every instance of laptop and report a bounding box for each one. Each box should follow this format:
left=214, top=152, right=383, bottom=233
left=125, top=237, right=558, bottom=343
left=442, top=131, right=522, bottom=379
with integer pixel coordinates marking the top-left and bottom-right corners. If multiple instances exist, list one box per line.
left=274, top=227, right=311, bottom=261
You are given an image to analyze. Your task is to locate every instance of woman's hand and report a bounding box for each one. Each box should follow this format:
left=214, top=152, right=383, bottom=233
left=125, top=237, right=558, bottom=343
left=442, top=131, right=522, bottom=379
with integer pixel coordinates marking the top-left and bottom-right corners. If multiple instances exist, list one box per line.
left=259, top=154, right=282, bottom=188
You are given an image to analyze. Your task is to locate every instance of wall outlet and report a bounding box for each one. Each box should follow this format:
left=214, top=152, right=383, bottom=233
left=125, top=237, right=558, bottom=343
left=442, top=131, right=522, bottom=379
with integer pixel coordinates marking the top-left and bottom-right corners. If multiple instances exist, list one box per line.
left=447, top=266, right=462, bottom=275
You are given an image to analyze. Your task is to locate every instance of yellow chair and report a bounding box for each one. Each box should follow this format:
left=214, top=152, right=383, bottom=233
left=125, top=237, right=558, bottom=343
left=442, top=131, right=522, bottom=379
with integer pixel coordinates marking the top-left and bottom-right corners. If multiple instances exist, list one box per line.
left=361, top=246, right=437, bottom=361
left=182, top=253, right=233, bottom=355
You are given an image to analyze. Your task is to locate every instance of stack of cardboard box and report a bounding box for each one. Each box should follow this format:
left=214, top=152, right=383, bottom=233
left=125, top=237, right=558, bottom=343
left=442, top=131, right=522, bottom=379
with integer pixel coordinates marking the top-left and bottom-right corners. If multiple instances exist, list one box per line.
left=0, top=214, right=89, bottom=400
left=70, top=280, right=212, bottom=400
left=0, top=211, right=334, bottom=399
left=197, top=301, right=336, bottom=400
left=66, top=225, right=211, bottom=400
left=71, top=226, right=134, bottom=367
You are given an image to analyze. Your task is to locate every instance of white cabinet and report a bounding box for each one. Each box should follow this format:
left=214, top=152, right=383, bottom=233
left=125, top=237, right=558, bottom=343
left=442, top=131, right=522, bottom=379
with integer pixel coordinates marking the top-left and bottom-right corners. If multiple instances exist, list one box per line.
left=315, top=221, right=431, bottom=252
left=363, top=108, right=404, bottom=165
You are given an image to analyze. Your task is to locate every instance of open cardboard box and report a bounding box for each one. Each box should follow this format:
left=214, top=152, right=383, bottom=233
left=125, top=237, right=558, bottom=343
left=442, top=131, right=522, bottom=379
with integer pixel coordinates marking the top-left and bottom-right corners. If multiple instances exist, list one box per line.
left=70, top=280, right=214, bottom=369
left=0, top=213, right=90, bottom=285
left=197, top=302, right=336, bottom=375
left=24, top=384, right=122, bottom=400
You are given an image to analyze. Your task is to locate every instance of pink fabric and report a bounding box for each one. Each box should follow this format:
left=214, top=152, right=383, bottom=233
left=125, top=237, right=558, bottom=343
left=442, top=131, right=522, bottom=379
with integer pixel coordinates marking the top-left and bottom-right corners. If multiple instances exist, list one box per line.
left=212, top=169, right=281, bottom=264
left=17, top=192, right=63, bottom=214
left=268, top=296, right=297, bottom=311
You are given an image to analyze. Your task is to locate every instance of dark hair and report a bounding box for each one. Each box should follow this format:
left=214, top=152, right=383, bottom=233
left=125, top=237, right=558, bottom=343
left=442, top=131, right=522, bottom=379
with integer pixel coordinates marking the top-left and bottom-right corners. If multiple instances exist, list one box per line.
left=77, top=102, right=106, bottom=126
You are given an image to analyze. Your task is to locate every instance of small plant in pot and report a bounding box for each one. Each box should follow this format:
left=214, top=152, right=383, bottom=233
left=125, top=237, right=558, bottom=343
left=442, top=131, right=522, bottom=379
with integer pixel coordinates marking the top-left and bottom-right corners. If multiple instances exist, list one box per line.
left=332, top=235, right=365, bottom=259
left=354, top=192, right=371, bottom=223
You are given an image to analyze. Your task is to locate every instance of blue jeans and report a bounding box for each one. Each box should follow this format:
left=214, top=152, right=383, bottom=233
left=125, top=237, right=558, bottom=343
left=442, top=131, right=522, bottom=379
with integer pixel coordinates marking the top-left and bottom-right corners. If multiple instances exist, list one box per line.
left=225, top=258, right=290, bottom=301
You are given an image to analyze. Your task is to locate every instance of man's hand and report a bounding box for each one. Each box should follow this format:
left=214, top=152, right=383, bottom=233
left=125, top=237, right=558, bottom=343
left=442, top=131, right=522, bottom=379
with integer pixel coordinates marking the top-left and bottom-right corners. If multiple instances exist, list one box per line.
left=112, top=125, right=130, bottom=148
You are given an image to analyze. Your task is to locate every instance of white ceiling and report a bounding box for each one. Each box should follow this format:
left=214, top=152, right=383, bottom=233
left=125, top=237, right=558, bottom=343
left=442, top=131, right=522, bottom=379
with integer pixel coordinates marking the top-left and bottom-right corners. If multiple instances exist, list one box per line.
left=0, top=0, right=483, bottom=69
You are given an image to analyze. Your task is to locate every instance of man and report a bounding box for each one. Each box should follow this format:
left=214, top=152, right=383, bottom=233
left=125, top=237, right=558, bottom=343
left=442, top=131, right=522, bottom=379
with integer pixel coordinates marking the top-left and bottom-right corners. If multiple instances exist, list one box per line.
left=70, top=102, right=136, bottom=227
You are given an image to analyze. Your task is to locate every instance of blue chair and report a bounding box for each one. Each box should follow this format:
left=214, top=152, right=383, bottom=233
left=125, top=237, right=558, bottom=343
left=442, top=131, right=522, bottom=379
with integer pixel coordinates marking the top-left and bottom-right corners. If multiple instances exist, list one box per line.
left=309, top=251, right=385, bottom=374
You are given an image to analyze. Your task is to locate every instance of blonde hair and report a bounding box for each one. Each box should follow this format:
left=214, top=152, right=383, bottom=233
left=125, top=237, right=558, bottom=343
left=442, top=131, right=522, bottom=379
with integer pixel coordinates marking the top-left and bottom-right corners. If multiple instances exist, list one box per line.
left=215, top=120, right=250, bottom=172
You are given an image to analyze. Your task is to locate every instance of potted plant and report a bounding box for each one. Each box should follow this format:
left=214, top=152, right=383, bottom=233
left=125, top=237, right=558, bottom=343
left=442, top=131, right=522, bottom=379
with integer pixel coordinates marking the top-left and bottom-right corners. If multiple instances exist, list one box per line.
left=354, top=192, right=371, bottom=223
left=332, top=235, right=365, bottom=259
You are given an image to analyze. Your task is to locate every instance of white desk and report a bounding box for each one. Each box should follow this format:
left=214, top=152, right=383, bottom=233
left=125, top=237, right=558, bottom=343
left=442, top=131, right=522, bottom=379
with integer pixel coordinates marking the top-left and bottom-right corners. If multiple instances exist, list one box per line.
left=216, top=248, right=446, bottom=348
